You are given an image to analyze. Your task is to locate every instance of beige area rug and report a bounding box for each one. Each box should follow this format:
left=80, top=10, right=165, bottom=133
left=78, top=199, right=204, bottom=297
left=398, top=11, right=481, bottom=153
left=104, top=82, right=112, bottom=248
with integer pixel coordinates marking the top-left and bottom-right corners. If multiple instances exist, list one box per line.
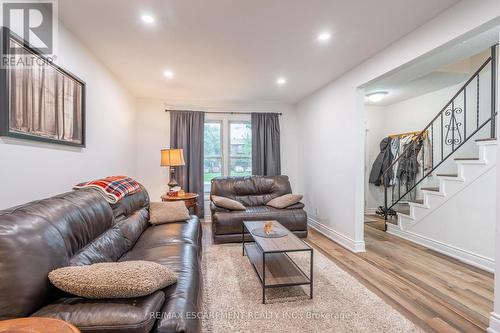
left=201, top=244, right=423, bottom=333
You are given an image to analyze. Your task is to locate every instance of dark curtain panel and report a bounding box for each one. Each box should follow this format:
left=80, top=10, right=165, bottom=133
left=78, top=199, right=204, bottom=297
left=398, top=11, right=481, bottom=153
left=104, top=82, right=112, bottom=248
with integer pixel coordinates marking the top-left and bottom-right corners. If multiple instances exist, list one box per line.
left=251, top=113, right=281, bottom=176
left=170, top=111, right=205, bottom=217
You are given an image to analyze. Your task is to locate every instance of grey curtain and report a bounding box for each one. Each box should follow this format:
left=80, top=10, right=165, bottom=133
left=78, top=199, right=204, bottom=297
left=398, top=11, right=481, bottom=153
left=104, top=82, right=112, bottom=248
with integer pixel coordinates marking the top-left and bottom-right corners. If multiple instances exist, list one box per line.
left=170, top=111, right=205, bottom=217
left=251, top=113, right=281, bottom=176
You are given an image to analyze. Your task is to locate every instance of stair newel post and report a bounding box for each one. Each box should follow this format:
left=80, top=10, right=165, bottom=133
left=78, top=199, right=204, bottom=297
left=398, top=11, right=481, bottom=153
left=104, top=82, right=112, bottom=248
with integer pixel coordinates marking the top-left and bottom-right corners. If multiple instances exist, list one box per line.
left=491, top=45, right=497, bottom=139
left=384, top=183, right=388, bottom=231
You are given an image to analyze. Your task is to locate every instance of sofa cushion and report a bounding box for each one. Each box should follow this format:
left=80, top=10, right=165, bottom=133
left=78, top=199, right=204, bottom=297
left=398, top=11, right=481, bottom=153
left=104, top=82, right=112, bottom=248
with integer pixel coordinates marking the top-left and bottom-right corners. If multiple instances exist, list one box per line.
left=210, top=176, right=292, bottom=207
left=31, top=290, right=164, bottom=333
left=69, top=227, right=129, bottom=266
left=133, top=216, right=201, bottom=250
left=212, top=206, right=307, bottom=235
left=49, top=261, right=177, bottom=299
left=69, top=207, right=150, bottom=266
left=0, top=189, right=113, bottom=319
left=266, top=194, right=303, bottom=209
left=149, top=202, right=190, bottom=225
left=110, top=185, right=150, bottom=223
left=211, top=195, right=246, bottom=211
left=120, top=244, right=201, bottom=333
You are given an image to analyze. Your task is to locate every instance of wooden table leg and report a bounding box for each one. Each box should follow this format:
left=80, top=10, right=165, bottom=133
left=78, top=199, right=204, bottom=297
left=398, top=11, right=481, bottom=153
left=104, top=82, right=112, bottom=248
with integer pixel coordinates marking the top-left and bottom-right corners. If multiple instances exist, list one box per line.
left=194, top=200, right=200, bottom=216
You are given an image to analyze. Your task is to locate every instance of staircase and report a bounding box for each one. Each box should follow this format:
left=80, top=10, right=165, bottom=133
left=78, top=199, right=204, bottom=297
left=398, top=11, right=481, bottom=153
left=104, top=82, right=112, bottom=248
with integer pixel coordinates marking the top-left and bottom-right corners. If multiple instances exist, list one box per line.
left=381, top=45, right=498, bottom=270
left=387, top=138, right=497, bottom=270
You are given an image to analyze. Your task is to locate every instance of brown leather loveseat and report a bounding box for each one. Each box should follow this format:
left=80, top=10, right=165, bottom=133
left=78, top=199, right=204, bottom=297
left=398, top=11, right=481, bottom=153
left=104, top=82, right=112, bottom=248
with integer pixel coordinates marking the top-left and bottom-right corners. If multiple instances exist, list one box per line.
left=0, top=185, right=202, bottom=333
left=210, top=175, right=307, bottom=243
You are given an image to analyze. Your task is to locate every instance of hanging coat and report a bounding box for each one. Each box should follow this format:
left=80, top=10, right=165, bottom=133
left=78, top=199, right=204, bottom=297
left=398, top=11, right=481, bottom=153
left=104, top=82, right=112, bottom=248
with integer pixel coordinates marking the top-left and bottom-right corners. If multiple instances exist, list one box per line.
left=369, top=137, right=393, bottom=186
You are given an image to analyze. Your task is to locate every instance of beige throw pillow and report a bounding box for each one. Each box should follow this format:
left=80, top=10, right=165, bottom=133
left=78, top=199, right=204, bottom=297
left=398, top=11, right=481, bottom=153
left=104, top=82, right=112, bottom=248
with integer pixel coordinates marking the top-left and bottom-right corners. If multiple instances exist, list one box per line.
left=266, top=194, right=303, bottom=209
left=212, top=195, right=246, bottom=211
left=48, top=260, right=177, bottom=299
left=149, top=201, right=190, bottom=225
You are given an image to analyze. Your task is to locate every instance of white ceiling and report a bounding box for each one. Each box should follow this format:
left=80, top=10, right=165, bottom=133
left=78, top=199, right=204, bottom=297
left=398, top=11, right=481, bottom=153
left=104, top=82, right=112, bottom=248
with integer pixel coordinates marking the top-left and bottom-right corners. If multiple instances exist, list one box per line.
left=364, top=26, right=499, bottom=106
left=58, top=0, right=459, bottom=103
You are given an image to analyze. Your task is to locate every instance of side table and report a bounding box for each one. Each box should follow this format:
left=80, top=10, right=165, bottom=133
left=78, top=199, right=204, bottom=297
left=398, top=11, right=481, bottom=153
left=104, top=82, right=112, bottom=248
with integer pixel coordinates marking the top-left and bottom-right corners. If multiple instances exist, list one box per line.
left=161, top=192, right=200, bottom=216
left=0, top=317, right=80, bottom=333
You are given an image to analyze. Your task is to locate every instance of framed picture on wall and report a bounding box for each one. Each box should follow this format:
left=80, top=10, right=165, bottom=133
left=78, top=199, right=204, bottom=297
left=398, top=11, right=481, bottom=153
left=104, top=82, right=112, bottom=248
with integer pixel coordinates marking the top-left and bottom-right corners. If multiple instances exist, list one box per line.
left=0, top=28, right=86, bottom=147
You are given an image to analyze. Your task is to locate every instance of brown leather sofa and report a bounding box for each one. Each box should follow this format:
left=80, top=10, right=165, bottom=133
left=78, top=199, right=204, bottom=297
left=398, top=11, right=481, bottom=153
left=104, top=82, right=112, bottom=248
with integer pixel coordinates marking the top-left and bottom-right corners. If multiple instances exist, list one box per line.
left=210, top=175, right=307, bottom=243
left=0, top=186, right=202, bottom=333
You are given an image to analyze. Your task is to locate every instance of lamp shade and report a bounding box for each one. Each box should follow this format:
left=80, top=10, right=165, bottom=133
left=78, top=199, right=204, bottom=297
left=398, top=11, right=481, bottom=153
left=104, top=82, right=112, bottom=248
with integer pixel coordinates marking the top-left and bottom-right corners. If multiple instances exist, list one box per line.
left=161, top=148, right=186, bottom=167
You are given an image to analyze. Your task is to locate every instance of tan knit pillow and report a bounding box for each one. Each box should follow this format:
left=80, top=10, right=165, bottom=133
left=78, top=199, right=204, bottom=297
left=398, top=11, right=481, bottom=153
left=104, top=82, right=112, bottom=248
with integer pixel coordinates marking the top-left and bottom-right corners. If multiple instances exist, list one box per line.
left=149, top=201, right=190, bottom=224
left=266, top=194, right=303, bottom=209
left=212, top=195, right=246, bottom=211
left=49, top=261, right=177, bottom=299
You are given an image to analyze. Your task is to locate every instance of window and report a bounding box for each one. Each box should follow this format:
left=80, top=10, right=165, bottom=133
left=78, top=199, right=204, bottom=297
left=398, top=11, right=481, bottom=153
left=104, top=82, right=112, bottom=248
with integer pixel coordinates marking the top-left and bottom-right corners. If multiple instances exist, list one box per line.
left=203, top=121, right=222, bottom=185
left=229, top=122, right=252, bottom=177
left=203, top=115, right=252, bottom=192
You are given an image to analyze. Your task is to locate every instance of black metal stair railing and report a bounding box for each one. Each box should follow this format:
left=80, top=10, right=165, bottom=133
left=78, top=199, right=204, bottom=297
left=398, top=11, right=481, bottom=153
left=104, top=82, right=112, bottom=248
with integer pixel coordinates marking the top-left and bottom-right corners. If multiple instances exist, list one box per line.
left=381, top=45, right=498, bottom=231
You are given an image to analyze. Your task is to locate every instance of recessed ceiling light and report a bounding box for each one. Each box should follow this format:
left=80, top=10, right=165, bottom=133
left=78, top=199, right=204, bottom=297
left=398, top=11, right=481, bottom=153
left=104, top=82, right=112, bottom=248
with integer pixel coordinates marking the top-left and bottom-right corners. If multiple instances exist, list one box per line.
left=276, top=77, right=287, bottom=86
left=317, top=32, right=331, bottom=42
left=141, top=14, right=155, bottom=24
left=163, top=70, right=174, bottom=79
left=366, top=91, right=388, bottom=103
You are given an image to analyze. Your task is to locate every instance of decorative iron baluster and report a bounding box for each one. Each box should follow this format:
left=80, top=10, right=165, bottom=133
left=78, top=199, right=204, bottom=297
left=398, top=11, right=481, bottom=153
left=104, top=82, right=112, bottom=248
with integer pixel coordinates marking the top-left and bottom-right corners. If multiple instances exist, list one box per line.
left=444, top=106, right=462, bottom=147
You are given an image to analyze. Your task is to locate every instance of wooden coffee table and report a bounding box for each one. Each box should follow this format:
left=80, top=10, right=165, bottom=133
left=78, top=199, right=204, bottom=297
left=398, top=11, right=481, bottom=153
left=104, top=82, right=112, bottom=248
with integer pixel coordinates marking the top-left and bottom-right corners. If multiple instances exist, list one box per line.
left=0, top=318, right=80, bottom=333
left=242, top=220, right=313, bottom=304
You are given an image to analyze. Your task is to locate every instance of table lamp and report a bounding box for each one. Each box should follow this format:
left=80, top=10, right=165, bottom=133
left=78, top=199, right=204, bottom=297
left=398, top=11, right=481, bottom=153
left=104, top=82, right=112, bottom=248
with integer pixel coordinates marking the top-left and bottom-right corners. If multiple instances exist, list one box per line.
left=161, top=148, right=186, bottom=190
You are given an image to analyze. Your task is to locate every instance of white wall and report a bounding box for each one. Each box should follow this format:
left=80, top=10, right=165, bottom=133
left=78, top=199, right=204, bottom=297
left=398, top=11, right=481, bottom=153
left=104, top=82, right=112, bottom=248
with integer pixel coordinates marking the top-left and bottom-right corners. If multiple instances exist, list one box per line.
left=0, top=25, right=137, bottom=209
left=135, top=98, right=300, bottom=206
left=296, top=0, right=500, bottom=253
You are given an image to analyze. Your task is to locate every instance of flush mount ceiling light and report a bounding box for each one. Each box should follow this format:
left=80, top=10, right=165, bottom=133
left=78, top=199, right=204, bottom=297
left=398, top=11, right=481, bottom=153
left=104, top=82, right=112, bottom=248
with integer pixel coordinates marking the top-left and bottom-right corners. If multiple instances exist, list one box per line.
left=141, top=14, right=155, bottom=24
left=317, top=32, right=331, bottom=42
left=163, top=70, right=174, bottom=79
left=366, top=91, right=388, bottom=103
left=276, top=77, right=287, bottom=86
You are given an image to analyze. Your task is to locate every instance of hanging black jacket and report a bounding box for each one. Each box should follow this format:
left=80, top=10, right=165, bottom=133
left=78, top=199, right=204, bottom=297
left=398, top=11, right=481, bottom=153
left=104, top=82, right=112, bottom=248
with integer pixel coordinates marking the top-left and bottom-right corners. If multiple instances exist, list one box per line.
left=369, top=137, right=393, bottom=186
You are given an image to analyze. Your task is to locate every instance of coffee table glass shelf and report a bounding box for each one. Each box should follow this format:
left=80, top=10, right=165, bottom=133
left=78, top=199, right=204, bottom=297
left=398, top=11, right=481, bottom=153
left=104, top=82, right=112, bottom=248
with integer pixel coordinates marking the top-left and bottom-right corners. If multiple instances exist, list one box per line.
left=242, top=220, right=313, bottom=304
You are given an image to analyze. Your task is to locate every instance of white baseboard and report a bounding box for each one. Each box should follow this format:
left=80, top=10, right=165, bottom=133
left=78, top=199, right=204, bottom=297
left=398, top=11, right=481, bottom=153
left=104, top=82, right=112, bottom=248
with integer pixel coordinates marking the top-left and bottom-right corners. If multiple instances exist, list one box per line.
left=308, top=217, right=366, bottom=253
left=387, top=224, right=494, bottom=273
left=488, top=312, right=500, bottom=333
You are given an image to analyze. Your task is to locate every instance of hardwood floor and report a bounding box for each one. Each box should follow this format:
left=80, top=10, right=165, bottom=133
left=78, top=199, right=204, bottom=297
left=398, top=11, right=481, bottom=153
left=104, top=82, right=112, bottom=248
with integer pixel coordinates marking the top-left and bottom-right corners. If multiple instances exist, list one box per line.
left=202, top=219, right=494, bottom=333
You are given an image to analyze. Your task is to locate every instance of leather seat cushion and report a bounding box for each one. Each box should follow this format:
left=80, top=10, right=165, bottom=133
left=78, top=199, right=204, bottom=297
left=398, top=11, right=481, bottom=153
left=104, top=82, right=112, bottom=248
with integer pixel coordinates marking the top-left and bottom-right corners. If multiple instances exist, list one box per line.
left=132, top=216, right=201, bottom=250
left=119, top=244, right=201, bottom=333
left=213, top=206, right=307, bottom=235
left=31, top=290, right=164, bottom=333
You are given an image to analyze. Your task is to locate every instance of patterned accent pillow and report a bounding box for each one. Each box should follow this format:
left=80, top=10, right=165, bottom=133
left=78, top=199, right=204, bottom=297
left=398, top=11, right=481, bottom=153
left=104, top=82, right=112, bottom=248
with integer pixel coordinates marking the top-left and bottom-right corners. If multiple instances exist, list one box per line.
left=266, top=194, right=303, bottom=209
left=49, top=261, right=177, bottom=299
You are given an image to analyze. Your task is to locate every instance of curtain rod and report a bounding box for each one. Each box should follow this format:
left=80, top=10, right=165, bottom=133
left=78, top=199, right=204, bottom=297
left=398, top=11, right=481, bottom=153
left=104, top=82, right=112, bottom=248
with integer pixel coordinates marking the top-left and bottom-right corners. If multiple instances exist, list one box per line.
left=164, top=109, right=282, bottom=116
